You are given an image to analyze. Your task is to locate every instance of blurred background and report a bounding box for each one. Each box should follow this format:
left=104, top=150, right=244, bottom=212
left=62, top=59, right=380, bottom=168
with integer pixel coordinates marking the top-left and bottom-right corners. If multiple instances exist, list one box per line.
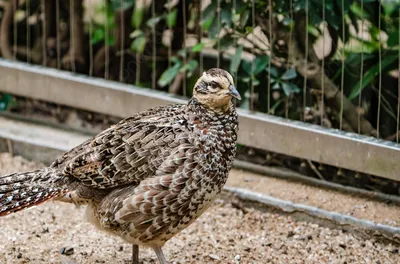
left=0, top=0, right=399, bottom=195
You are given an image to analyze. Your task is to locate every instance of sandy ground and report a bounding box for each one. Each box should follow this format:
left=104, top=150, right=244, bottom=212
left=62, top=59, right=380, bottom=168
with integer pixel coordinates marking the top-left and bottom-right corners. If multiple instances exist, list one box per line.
left=0, top=153, right=399, bottom=263
left=227, top=169, right=400, bottom=227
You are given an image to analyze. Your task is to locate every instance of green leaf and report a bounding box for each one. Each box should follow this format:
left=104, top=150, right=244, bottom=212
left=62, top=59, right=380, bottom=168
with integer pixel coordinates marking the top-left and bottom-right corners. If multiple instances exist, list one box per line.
left=242, top=77, right=250, bottom=83
left=242, top=61, right=252, bottom=75
left=387, top=30, right=399, bottom=46
left=202, top=17, right=214, bottom=31
left=254, top=56, right=269, bottom=74
left=349, top=54, right=398, bottom=100
left=208, top=17, right=221, bottom=39
left=177, top=48, right=187, bottom=58
left=252, top=78, right=260, bottom=86
left=132, top=7, right=144, bottom=28
left=158, top=63, right=182, bottom=87
left=281, top=82, right=300, bottom=96
left=336, top=0, right=351, bottom=15
left=146, top=16, right=162, bottom=28
left=239, top=9, right=250, bottom=28
left=130, top=29, right=143, bottom=39
left=92, top=28, right=105, bottom=44
left=266, top=67, right=279, bottom=78
left=241, top=56, right=269, bottom=76
left=221, top=6, right=232, bottom=27
left=272, top=82, right=281, bottom=90
left=245, top=26, right=254, bottom=34
left=281, top=68, right=297, bottom=80
left=130, top=35, right=147, bottom=54
left=0, top=93, right=14, bottom=111
left=230, top=45, right=243, bottom=74
left=202, top=1, right=217, bottom=22
left=218, top=35, right=235, bottom=49
left=192, top=43, right=205, bottom=52
left=110, top=0, right=134, bottom=10
left=166, top=9, right=177, bottom=28
left=180, top=59, right=199, bottom=78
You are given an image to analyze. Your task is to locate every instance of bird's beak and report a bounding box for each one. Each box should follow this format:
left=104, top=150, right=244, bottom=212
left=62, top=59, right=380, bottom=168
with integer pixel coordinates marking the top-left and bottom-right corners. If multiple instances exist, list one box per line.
left=228, top=85, right=241, bottom=100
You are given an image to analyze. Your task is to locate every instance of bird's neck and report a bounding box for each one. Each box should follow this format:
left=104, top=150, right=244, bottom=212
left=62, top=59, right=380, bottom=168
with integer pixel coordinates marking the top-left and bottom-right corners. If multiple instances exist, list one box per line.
left=186, top=98, right=238, bottom=132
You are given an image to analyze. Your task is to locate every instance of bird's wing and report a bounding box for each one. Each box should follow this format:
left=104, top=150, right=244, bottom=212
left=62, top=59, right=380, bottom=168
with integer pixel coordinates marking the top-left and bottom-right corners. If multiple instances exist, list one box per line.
left=98, top=141, right=213, bottom=244
left=51, top=104, right=190, bottom=189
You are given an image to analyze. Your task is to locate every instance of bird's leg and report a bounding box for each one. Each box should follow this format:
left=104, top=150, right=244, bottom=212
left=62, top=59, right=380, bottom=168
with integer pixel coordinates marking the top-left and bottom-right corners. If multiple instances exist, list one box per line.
left=153, top=246, right=168, bottom=264
left=132, top=245, right=139, bottom=264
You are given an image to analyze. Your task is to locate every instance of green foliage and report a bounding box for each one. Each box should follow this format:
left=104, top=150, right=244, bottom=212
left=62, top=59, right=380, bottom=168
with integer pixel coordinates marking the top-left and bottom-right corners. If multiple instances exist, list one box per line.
left=271, top=68, right=301, bottom=96
left=104, top=0, right=400, bottom=133
left=158, top=60, right=182, bottom=87
left=91, top=3, right=116, bottom=45
left=0, top=94, right=16, bottom=111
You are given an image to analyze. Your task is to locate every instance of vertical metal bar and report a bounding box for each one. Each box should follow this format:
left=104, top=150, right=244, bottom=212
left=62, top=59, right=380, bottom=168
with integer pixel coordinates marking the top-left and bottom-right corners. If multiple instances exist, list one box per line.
left=233, top=0, right=237, bottom=88
left=56, top=0, right=61, bottom=69
left=376, top=2, right=382, bottom=138
left=320, top=0, right=325, bottom=126
left=151, top=0, right=156, bottom=89
left=199, top=0, right=203, bottom=74
left=41, top=0, right=47, bottom=66
left=26, top=0, right=30, bottom=63
left=119, top=0, right=125, bottom=82
left=302, top=0, right=309, bottom=121
left=134, top=0, right=140, bottom=85
left=285, top=0, right=294, bottom=119
left=167, top=0, right=172, bottom=69
left=104, top=0, right=109, bottom=80
left=250, top=0, right=255, bottom=111
left=358, top=0, right=365, bottom=134
left=216, top=0, right=220, bottom=68
left=13, top=0, right=17, bottom=60
left=69, top=0, right=76, bottom=72
left=339, top=0, right=345, bottom=130
left=182, top=0, right=187, bottom=96
left=88, top=0, right=93, bottom=76
left=267, top=0, right=272, bottom=112
left=135, top=52, right=140, bottom=85
left=397, top=5, right=400, bottom=143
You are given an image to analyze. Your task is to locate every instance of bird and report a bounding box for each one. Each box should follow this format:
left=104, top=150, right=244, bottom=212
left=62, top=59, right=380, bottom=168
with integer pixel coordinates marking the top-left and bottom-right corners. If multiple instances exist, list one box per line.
left=0, top=68, right=241, bottom=264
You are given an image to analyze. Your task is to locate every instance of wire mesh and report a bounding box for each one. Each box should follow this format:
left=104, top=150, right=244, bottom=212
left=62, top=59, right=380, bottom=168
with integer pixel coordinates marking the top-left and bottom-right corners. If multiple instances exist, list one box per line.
left=0, top=0, right=399, bottom=144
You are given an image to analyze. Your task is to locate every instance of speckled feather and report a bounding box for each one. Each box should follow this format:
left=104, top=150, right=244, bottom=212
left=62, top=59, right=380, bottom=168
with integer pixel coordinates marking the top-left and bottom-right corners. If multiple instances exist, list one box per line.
left=0, top=68, right=239, bottom=248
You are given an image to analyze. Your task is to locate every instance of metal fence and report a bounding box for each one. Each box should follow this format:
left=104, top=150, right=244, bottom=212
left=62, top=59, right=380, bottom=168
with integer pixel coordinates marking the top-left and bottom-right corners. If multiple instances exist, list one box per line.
left=0, top=0, right=399, bottom=182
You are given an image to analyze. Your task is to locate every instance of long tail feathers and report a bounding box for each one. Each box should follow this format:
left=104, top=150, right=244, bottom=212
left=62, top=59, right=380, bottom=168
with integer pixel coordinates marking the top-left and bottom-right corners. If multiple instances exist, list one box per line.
left=0, top=168, right=68, bottom=216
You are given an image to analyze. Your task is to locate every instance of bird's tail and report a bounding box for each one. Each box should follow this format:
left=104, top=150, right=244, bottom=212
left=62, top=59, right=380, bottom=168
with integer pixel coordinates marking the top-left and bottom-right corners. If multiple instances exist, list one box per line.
left=0, top=168, right=68, bottom=216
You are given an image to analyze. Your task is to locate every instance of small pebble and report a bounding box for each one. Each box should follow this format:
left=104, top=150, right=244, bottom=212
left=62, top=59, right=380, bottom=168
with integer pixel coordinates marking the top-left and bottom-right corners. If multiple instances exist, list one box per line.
left=209, top=254, right=220, bottom=260
left=59, top=247, right=74, bottom=256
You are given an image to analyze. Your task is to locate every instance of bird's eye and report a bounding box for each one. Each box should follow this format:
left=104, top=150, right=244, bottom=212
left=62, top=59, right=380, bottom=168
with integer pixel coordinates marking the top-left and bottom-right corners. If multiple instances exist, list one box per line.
left=210, top=81, right=220, bottom=90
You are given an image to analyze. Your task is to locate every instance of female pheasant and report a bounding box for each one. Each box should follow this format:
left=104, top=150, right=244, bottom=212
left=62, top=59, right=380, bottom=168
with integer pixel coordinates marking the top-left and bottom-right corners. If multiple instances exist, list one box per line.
left=0, top=68, right=240, bottom=264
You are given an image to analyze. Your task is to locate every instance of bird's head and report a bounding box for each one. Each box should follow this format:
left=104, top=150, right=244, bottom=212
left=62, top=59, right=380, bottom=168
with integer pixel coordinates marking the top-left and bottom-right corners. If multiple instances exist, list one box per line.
left=193, top=68, right=241, bottom=113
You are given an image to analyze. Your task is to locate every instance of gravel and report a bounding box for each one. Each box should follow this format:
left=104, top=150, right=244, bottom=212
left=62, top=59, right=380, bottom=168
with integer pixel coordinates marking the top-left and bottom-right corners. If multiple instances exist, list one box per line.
left=1, top=153, right=399, bottom=263
left=228, top=169, right=400, bottom=227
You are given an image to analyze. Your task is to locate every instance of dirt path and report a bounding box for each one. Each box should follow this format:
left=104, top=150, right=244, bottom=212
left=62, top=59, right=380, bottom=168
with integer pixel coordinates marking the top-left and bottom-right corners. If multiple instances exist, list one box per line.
left=0, top=153, right=399, bottom=263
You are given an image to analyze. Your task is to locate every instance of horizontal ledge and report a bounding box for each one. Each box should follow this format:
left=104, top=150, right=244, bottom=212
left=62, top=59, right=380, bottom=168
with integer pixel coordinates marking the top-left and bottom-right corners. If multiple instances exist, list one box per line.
left=225, top=186, right=400, bottom=239
left=0, top=59, right=399, bottom=181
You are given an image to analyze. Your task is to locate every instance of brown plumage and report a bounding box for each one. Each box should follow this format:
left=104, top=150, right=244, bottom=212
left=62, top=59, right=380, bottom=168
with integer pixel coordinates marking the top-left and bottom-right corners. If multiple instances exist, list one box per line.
left=0, top=68, right=240, bottom=264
